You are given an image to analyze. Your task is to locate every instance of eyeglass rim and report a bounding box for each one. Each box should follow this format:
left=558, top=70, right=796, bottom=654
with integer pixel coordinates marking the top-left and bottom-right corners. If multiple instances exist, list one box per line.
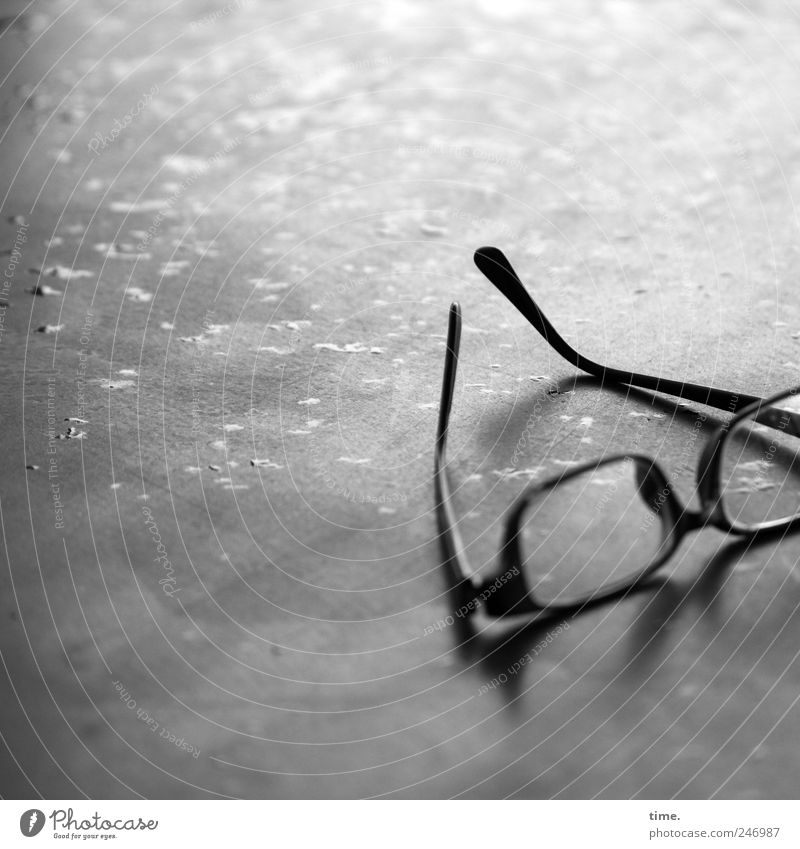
left=489, top=453, right=682, bottom=612
left=698, top=383, right=800, bottom=535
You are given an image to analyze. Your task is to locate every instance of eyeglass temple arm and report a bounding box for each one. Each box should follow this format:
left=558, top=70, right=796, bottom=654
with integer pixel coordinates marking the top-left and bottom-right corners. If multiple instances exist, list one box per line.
left=435, top=303, right=461, bottom=450
left=435, top=303, right=481, bottom=601
left=473, top=246, right=761, bottom=415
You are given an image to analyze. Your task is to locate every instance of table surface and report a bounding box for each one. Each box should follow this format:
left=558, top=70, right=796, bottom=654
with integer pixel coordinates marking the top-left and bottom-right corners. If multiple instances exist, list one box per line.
left=2, top=0, right=800, bottom=799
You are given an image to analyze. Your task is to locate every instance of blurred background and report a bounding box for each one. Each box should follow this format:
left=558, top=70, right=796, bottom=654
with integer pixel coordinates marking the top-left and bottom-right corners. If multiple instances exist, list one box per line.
left=2, top=0, right=800, bottom=798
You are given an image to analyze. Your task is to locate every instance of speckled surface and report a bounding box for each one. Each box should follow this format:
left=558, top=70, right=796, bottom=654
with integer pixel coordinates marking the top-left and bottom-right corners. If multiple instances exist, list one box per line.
left=2, top=0, right=800, bottom=799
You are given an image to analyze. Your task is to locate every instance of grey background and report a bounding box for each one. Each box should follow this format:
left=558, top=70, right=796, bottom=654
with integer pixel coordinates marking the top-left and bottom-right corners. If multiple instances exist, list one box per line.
left=1, top=0, right=800, bottom=798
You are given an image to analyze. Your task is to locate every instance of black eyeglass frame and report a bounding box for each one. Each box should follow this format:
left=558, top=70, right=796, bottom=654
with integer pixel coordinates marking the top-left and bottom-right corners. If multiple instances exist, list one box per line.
left=435, top=275, right=800, bottom=618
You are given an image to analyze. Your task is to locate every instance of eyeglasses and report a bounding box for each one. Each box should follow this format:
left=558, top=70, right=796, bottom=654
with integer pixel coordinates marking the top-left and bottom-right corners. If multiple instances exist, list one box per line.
left=433, top=247, right=800, bottom=617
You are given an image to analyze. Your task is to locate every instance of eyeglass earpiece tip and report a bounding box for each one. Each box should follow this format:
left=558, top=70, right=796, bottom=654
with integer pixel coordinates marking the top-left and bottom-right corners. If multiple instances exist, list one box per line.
left=474, top=245, right=500, bottom=264
left=474, top=246, right=514, bottom=279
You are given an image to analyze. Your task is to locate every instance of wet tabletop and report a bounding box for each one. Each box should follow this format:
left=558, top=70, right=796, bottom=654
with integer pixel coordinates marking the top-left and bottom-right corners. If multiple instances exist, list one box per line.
left=2, top=0, right=800, bottom=798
